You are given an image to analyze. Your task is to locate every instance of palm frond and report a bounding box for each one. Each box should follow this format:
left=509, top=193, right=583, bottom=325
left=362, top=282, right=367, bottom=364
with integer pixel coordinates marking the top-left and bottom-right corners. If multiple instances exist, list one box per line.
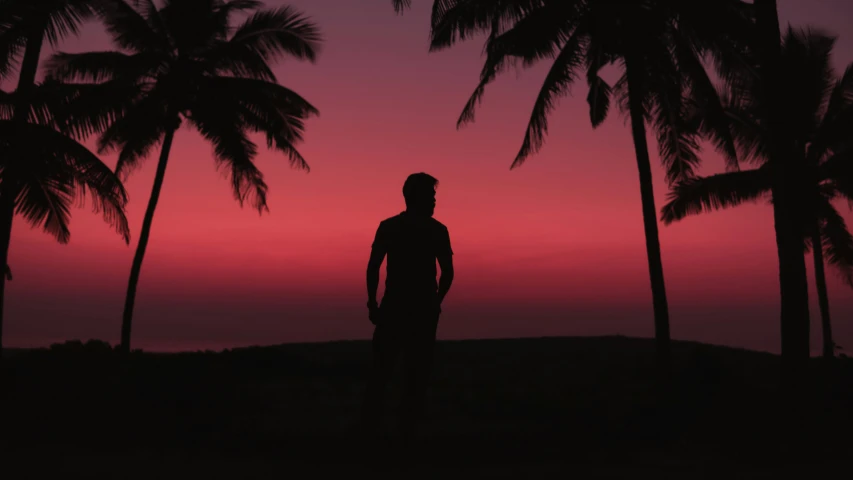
left=0, top=0, right=99, bottom=79
left=610, top=71, right=630, bottom=116
left=820, top=148, right=853, bottom=181
left=644, top=44, right=702, bottom=184
left=97, top=92, right=169, bottom=179
left=200, top=5, right=320, bottom=81
left=822, top=148, right=853, bottom=206
left=0, top=88, right=11, bottom=119
left=393, top=0, right=412, bottom=14
left=585, top=33, right=613, bottom=128
left=111, top=120, right=167, bottom=182
left=661, top=167, right=772, bottom=224
left=99, top=0, right=170, bottom=54
left=456, top=57, right=503, bottom=128
left=455, top=35, right=507, bottom=128
left=135, top=0, right=171, bottom=43
left=811, top=63, right=853, bottom=161
left=194, top=76, right=316, bottom=171
left=226, top=6, right=322, bottom=63
left=223, top=0, right=264, bottom=9
left=511, top=26, right=587, bottom=169
left=210, top=1, right=264, bottom=38
left=822, top=63, right=853, bottom=124
left=0, top=22, right=26, bottom=81
left=159, top=0, right=261, bottom=53
left=41, top=0, right=101, bottom=48
left=239, top=107, right=310, bottom=171
left=430, top=0, right=550, bottom=52
left=819, top=197, right=853, bottom=287
left=724, top=100, right=769, bottom=165
left=16, top=174, right=74, bottom=244
left=200, top=76, right=318, bottom=120
left=670, top=30, right=739, bottom=169
left=52, top=79, right=149, bottom=141
left=188, top=104, right=269, bottom=213
left=46, top=50, right=161, bottom=83
left=586, top=74, right=610, bottom=128
left=653, top=104, right=702, bottom=184
left=391, top=0, right=412, bottom=14
left=672, top=0, right=755, bottom=54
left=0, top=120, right=130, bottom=243
left=200, top=40, right=277, bottom=81
left=780, top=27, right=836, bottom=142
left=487, top=2, right=577, bottom=67
left=0, top=81, right=65, bottom=125
left=454, top=1, right=578, bottom=129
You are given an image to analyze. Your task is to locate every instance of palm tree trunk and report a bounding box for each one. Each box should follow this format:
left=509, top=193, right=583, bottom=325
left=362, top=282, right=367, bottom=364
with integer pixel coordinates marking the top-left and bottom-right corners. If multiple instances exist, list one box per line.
left=0, top=195, right=15, bottom=360
left=0, top=23, right=46, bottom=358
left=625, top=54, right=671, bottom=376
left=755, top=0, right=811, bottom=375
left=811, top=228, right=833, bottom=358
left=13, top=23, right=45, bottom=115
left=119, top=126, right=177, bottom=354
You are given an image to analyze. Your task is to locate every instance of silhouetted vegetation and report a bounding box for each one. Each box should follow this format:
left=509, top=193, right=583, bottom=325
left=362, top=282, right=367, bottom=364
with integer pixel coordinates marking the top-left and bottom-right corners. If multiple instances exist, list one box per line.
left=3, top=337, right=852, bottom=475
left=662, top=28, right=853, bottom=360
left=747, top=0, right=813, bottom=376
left=44, top=0, right=322, bottom=353
left=394, top=0, right=851, bottom=379
left=413, top=0, right=753, bottom=376
left=49, top=338, right=115, bottom=353
left=0, top=0, right=131, bottom=357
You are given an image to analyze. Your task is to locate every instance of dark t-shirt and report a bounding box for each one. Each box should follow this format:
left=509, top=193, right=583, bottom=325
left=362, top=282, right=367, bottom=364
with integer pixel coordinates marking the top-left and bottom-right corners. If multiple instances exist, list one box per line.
left=372, top=211, right=452, bottom=304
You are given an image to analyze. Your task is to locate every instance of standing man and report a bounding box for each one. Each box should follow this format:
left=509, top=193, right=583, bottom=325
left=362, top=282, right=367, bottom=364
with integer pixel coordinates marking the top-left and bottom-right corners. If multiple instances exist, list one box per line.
left=361, top=172, right=455, bottom=440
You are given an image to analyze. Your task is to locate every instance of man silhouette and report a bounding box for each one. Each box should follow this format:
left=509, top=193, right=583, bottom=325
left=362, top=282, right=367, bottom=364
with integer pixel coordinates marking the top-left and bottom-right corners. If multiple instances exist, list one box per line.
left=361, top=172, right=454, bottom=440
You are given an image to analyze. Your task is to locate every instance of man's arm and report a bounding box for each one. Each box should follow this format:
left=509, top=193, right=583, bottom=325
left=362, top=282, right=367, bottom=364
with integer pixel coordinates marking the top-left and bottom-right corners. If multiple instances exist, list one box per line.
left=437, top=226, right=454, bottom=305
left=367, top=222, right=387, bottom=308
left=366, top=246, right=385, bottom=307
left=437, top=252, right=454, bottom=305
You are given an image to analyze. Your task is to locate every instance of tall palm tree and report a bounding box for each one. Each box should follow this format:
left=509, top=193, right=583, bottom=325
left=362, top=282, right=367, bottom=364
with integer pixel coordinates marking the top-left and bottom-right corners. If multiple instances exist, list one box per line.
left=662, top=28, right=853, bottom=359
left=416, top=0, right=750, bottom=374
left=0, top=0, right=129, bottom=356
left=752, top=0, right=812, bottom=372
left=47, top=0, right=321, bottom=354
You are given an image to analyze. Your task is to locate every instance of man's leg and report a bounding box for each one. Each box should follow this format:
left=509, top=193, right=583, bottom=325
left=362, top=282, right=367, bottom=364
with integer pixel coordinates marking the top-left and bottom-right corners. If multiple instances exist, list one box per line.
left=360, top=316, right=401, bottom=433
left=399, top=310, right=440, bottom=440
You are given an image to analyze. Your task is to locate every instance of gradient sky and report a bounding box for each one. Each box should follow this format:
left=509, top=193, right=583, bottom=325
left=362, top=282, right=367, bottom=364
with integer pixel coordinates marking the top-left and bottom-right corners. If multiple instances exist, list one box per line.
left=6, top=0, right=853, bottom=353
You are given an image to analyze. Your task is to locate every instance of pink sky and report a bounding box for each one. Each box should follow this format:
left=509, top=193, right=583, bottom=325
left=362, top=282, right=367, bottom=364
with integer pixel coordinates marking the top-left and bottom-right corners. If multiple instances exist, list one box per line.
left=5, top=0, right=853, bottom=353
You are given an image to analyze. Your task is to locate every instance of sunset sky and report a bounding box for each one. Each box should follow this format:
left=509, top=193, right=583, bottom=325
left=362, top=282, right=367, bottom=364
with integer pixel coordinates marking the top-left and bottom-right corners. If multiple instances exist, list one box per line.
left=6, top=0, right=853, bottom=354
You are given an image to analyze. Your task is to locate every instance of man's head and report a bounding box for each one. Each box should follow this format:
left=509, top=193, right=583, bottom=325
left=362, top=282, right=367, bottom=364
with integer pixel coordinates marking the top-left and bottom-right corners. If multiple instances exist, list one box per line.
left=403, top=172, right=438, bottom=217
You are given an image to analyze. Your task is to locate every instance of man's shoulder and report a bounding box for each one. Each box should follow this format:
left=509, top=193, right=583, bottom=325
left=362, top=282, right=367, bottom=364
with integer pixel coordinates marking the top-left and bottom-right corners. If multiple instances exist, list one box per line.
left=378, top=213, right=448, bottom=232
left=428, top=217, right=449, bottom=232
left=378, top=213, right=405, bottom=227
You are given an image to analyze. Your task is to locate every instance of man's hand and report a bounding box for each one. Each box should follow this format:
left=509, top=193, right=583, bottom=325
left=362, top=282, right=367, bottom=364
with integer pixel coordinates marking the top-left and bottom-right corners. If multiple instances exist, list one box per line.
left=368, top=301, right=381, bottom=325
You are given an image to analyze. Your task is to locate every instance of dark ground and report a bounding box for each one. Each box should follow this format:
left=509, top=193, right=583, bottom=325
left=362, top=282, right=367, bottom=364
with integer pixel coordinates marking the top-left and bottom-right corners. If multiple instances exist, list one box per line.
left=3, top=336, right=852, bottom=478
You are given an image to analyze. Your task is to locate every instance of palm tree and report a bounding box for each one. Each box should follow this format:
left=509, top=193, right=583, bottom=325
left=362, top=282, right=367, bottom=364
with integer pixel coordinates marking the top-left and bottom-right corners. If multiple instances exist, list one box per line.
left=416, top=0, right=750, bottom=374
left=0, top=0, right=130, bottom=356
left=751, top=0, right=812, bottom=373
left=662, top=28, right=853, bottom=359
left=47, top=0, right=321, bottom=354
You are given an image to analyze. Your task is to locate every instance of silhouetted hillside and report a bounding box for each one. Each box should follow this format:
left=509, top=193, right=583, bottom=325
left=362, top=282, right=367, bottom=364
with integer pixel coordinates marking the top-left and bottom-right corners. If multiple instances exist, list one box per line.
left=3, top=336, right=851, bottom=477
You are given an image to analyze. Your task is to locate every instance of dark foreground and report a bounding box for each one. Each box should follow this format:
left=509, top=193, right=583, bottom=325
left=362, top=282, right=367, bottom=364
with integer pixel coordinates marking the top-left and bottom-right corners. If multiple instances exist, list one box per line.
left=3, top=336, right=852, bottom=478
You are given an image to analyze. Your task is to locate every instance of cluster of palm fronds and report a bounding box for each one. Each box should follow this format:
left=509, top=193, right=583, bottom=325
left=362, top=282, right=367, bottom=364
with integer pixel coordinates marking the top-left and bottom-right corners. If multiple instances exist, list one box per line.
left=0, top=0, right=321, bottom=354
left=394, top=0, right=853, bottom=366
